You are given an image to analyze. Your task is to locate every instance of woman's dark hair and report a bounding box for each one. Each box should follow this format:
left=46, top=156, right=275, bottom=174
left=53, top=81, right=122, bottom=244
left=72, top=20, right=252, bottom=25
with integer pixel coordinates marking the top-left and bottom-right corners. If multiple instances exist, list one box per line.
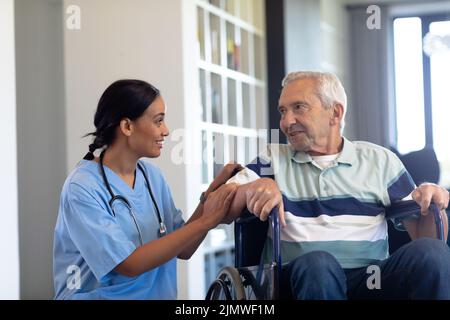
left=83, top=79, right=160, bottom=160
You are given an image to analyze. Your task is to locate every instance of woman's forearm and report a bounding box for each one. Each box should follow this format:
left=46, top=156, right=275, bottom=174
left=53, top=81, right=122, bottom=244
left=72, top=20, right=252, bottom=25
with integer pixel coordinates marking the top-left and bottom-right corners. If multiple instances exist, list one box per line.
left=177, top=203, right=208, bottom=259
left=114, top=218, right=209, bottom=277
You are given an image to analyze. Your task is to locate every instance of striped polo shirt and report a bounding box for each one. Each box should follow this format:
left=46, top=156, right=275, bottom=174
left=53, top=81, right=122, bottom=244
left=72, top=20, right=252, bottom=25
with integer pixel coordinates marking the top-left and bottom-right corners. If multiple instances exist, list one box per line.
left=243, top=138, right=416, bottom=269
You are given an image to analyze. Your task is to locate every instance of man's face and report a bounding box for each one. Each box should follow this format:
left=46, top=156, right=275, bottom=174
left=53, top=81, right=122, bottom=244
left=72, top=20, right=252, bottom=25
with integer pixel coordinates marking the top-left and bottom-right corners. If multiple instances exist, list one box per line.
left=278, top=78, right=334, bottom=153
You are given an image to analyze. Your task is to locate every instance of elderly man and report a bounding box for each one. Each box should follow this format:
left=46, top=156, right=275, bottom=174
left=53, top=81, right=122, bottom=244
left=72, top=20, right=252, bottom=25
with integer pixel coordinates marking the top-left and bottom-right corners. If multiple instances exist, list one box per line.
left=225, top=71, right=450, bottom=299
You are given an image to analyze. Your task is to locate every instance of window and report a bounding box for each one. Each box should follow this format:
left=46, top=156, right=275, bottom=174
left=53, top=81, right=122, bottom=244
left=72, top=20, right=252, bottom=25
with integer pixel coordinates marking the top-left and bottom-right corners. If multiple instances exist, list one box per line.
left=393, top=17, right=426, bottom=154
left=393, top=15, right=450, bottom=188
left=429, top=20, right=450, bottom=187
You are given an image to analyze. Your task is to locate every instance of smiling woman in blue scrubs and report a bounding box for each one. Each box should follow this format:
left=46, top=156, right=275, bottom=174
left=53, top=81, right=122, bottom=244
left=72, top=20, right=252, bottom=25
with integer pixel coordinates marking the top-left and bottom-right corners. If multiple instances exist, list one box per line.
left=53, top=79, right=239, bottom=299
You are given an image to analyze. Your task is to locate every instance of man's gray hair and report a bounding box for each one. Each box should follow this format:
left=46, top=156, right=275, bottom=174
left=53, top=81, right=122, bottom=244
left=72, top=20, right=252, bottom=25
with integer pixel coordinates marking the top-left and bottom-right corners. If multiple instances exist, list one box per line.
left=282, top=71, right=347, bottom=133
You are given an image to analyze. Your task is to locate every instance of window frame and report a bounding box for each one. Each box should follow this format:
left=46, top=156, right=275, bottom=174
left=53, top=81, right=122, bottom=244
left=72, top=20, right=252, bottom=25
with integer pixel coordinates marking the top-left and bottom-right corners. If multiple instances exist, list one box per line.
left=392, top=13, right=450, bottom=150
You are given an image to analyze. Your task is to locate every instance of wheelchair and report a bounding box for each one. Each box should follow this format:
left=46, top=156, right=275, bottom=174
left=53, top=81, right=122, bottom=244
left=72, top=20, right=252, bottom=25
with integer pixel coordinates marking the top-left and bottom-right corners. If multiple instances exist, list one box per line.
left=205, top=199, right=445, bottom=300
left=205, top=206, right=281, bottom=300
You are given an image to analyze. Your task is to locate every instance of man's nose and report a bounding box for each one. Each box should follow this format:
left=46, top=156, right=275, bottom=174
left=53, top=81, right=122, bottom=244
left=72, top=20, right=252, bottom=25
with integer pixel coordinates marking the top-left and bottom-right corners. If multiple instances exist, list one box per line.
left=282, top=109, right=297, bottom=126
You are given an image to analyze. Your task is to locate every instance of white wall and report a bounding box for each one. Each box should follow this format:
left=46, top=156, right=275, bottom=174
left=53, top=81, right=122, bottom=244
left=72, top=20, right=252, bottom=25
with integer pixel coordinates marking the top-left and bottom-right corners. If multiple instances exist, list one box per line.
left=320, top=0, right=355, bottom=139
left=284, top=0, right=322, bottom=72
left=63, top=0, right=203, bottom=299
left=15, top=0, right=66, bottom=299
left=283, top=0, right=356, bottom=139
left=64, top=0, right=185, bottom=172
left=0, top=0, right=20, bottom=299
left=284, top=0, right=350, bottom=80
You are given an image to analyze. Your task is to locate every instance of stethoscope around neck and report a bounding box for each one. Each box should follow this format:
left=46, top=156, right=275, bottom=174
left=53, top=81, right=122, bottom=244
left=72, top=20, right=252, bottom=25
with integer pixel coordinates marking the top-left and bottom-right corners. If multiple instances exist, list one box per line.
left=98, top=150, right=167, bottom=245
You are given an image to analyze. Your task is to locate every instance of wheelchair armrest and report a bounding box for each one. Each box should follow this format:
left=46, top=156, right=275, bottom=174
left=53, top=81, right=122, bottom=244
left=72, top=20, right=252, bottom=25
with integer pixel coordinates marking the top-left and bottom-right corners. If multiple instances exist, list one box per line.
left=234, top=210, right=268, bottom=268
left=234, top=207, right=281, bottom=300
left=385, top=200, right=422, bottom=221
left=234, top=207, right=281, bottom=268
left=386, top=200, right=445, bottom=241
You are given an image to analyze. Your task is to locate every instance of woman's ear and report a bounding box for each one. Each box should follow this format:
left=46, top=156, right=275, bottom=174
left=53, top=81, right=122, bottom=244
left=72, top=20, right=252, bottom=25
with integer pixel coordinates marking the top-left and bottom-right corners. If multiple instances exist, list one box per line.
left=119, top=118, right=133, bottom=137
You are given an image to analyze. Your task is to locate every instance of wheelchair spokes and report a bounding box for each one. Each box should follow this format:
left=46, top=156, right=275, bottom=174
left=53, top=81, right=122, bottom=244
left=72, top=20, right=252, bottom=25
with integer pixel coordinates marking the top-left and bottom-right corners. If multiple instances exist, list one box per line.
left=239, top=267, right=268, bottom=300
left=206, top=265, right=274, bottom=300
left=205, top=266, right=245, bottom=300
left=205, top=278, right=233, bottom=300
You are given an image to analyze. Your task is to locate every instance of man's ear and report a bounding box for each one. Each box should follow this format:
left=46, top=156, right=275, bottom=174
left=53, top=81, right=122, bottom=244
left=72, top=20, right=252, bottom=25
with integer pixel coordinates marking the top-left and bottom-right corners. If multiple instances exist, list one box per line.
left=330, top=103, right=344, bottom=126
left=119, top=118, right=133, bottom=137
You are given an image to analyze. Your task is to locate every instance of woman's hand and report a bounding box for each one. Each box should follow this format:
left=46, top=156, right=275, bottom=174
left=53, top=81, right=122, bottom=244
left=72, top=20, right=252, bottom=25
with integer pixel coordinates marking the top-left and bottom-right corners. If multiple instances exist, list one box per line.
left=207, top=163, right=243, bottom=193
left=202, top=183, right=238, bottom=230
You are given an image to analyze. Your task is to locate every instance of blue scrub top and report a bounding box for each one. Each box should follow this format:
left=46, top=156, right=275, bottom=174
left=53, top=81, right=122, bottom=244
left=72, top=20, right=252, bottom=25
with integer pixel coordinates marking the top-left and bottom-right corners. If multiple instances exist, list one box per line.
left=53, top=159, right=185, bottom=300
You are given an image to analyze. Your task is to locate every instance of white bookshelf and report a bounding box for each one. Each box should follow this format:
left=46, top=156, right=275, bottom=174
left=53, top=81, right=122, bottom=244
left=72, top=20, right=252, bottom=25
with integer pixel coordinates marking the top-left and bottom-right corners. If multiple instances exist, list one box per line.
left=195, top=0, right=268, bottom=291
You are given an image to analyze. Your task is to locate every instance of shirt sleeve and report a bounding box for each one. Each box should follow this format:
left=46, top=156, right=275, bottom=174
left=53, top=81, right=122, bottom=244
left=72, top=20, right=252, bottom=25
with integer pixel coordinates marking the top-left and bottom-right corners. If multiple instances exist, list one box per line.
left=383, top=150, right=416, bottom=205
left=246, top=145, right=275, bottom=179
left=226, top=167, right=261, bottom=185
left=63, top=182, right=136, bottom=281
left=384, top=152, right=417, bottom=231
left=161, top=179, right=185, bottom=231
left=226, top=145, right=275, bottom=185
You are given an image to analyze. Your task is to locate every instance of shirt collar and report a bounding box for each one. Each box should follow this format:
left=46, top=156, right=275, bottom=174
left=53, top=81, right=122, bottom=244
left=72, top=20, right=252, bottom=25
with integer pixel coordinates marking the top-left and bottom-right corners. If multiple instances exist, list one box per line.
left=291, top=137, right=356, bottom=166
left=336, top=137, right=356, bottom=165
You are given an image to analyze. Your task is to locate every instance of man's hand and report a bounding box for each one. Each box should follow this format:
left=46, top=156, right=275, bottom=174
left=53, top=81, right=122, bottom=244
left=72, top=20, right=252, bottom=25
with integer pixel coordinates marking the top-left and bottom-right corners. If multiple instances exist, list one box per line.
left=245, top=178, right=286, bottom=227
left=404, top=183, right=449, bottom=241
left=412, top=183, right=449, bottom=215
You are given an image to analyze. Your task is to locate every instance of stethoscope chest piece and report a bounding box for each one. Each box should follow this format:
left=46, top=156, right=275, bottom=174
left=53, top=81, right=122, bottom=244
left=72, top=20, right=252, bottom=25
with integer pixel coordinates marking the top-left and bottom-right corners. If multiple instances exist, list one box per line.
left=159, top=222, right=167, bottom=237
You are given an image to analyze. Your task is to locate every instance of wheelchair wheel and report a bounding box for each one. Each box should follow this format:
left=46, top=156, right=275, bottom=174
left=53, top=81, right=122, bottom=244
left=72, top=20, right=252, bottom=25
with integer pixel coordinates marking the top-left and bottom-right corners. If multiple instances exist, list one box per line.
left=205, top=266, right=246, bottom=300
left=238, top=267, right=268, bottom=300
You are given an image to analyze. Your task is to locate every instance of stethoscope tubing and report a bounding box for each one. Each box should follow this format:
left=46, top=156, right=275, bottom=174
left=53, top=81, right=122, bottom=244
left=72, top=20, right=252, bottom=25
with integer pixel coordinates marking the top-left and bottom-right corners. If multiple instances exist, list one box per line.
left=99, top=151, right=167, bottom=244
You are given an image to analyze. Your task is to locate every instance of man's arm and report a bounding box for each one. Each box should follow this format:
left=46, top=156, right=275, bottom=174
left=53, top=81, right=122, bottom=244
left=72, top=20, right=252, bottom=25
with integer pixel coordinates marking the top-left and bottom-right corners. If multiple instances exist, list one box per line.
left=403, top=183, right=449, bottom=241
left=222, top=178, right=286, bottom=227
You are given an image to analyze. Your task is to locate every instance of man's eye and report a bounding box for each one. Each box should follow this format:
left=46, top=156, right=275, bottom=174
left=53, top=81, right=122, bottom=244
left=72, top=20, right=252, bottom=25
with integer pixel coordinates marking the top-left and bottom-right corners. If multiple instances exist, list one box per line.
left=294, top=104, right=308, bottom=111
left=279, top=109, right=286, bottom=115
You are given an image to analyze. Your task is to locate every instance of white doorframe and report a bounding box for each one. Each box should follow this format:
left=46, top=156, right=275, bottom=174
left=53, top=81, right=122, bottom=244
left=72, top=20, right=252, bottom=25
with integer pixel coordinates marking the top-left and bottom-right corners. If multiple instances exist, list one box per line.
left=0, top=0, right=20, bottom=300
